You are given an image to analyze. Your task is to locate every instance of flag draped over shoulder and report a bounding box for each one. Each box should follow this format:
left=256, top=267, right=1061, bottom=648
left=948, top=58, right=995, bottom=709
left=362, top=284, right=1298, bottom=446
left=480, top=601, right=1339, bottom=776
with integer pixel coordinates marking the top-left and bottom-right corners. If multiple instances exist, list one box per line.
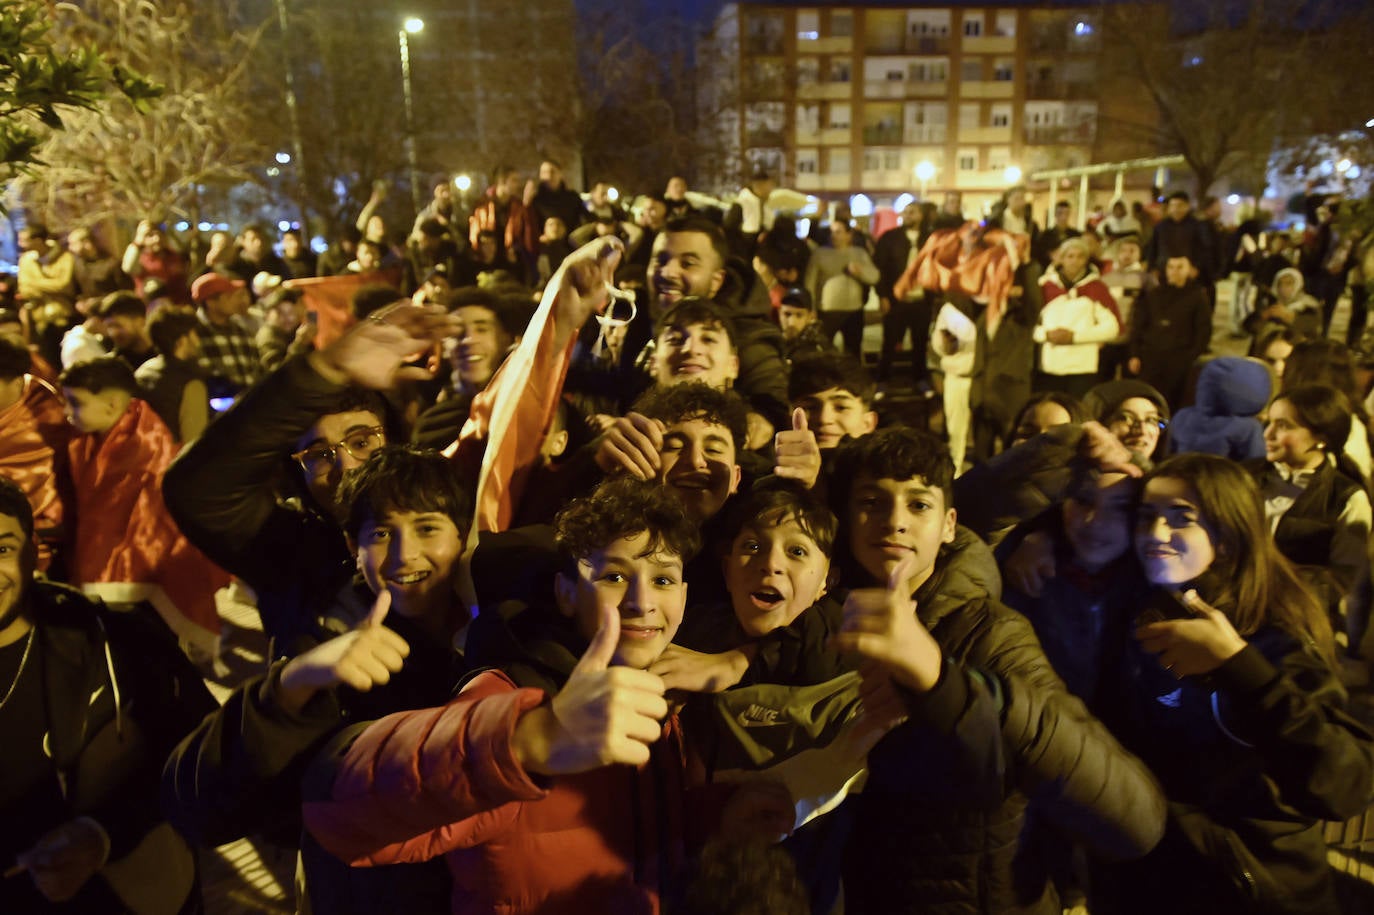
left=0, top=375, right=71, bottom=571
left=67, top=398, right=229, bottom=640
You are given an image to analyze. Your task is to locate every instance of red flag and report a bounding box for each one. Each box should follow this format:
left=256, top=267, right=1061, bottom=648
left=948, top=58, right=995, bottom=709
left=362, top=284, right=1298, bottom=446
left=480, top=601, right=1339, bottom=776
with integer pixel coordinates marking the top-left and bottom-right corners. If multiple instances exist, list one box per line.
left=286, top=269, right=404, bottom=348
left=0, top=376, right=71, bottom=571
left=68, top=399, right=230, bottom=640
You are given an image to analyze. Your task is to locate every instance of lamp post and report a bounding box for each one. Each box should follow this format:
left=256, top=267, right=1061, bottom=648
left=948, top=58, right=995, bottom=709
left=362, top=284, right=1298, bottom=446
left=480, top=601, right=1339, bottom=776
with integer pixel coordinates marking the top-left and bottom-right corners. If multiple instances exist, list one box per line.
left=398, top=17, right=424, bottom=213
left=915, top=160, right=936, bottom=200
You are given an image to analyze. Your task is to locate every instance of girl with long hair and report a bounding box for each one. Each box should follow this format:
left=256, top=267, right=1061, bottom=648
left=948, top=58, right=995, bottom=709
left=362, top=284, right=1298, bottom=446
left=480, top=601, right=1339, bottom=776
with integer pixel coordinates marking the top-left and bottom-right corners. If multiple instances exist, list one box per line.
left=1091, top=453, right=1374, bottom=915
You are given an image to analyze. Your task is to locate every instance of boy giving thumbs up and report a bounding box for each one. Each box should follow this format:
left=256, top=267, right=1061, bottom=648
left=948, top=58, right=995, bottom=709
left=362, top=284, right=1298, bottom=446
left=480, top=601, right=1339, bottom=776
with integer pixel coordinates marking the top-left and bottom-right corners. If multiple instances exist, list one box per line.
left=304, top=478, right=722, bottom=914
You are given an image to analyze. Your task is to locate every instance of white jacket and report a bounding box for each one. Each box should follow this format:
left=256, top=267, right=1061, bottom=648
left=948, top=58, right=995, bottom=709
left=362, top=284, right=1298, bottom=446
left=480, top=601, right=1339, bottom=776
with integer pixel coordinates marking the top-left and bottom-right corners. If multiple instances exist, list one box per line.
left=1034, top=291, right=1119, bottom=376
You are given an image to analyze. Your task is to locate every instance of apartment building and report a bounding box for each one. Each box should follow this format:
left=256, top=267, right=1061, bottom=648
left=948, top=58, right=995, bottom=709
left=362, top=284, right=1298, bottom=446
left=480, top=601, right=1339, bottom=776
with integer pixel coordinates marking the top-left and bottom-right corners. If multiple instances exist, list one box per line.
left=701, top=3, right=1130, bottom=213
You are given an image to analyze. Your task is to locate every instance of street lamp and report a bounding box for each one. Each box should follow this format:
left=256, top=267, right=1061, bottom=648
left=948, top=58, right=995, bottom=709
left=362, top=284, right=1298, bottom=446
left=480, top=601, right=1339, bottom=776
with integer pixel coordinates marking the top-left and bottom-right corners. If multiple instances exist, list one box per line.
left=914, top=160, right=936, bottom=199
left=398, top=17, right=424, bottom=213
left=1003, top=164, right=1023, bottom=185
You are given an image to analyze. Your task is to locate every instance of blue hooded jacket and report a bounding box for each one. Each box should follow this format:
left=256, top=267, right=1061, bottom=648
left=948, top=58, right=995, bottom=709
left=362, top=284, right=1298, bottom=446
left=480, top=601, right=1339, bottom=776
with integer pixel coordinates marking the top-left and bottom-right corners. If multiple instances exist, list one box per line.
left=1169, top=357, right=1271, bottom=461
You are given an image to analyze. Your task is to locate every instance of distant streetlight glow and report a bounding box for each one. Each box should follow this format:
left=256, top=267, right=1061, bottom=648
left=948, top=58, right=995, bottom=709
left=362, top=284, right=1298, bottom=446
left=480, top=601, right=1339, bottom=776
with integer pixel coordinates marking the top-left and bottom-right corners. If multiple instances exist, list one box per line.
left=1348, top=166, right=1362, bottom=179
left=1226, top=194, right=1240, bottom=205
left=266, top=166, right=281, bottom=177
left=1336, top=158, right=1352, bottom=173
left=275, top=151, right=292, bottom=164
left=404, top=17, right=424, bottom=33
left=1074, top=22, right=1093, bottom=36
left=1366, top=118, right=1374, bottom=128
left=607, top=186, right=620, bottom=202
left=893, top=193, right=915, bottom=211
left=1003, top=165, right=1023, bottom=185
left=849, top=193, right=874, bottom=218
left=455, top=174, right=472, bottom=192
left=277, top=220, right=292, bottom=232
left=914, top=160, right=935, bottom=198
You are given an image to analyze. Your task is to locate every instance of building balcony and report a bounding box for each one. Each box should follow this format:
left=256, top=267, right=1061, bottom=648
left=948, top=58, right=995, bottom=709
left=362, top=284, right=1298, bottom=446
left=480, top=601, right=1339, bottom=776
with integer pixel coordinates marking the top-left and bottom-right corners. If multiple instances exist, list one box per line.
left=905, top=35, right=950, bottom=55
left=809, top=36, right=852, bottom=54
left=819, top=127, right=852, bottom=145
left=798, top=82, right=853, bottom=101
left=962, top=35, right=1016, bottom=55
left=1023, top=123, right=1097, bottom=145
left=958, top=125, right=1014, bottom=144
left=861, top=125, right=904, bottom=146
left=795, top=126, right=821, bottom=144
left=960, top=80, right=1014, bottom=99
left=906, top=80, right=949, bottom=98
left=863, top=80, right=909, bottom=100
left=906, top=126, right=947, bottom=144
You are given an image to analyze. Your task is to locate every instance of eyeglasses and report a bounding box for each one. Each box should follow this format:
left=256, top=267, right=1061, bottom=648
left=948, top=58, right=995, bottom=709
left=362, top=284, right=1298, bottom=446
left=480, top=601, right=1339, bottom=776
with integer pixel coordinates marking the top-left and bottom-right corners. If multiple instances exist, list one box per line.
left=292, top=426, right=385, bottom=476
left=1108, top=411, right=1167, bottom=432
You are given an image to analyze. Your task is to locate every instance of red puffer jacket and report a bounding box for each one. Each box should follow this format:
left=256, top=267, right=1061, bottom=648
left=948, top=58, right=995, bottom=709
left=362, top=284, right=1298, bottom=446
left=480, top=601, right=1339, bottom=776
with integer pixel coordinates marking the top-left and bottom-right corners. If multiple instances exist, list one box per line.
left=303, top=670, right=694, bottom=915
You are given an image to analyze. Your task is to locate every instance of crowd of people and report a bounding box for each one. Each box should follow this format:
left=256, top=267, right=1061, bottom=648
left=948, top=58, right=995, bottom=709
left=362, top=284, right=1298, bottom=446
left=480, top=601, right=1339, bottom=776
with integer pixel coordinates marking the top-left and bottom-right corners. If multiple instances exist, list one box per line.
left=2, top=160, right=1374, bottom=915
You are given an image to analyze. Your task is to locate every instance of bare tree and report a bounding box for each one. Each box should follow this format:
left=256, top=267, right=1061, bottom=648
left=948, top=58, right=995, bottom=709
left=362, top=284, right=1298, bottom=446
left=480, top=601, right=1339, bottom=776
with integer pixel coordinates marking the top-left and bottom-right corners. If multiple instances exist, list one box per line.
left=1099, top=0, right=1371, bottom=198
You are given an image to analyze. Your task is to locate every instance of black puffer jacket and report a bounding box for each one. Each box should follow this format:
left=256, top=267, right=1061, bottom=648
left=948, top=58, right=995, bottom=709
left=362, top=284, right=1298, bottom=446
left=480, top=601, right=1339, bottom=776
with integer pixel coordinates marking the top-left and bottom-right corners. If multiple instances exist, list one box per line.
left=715, top=259, right=792, bottom=431
left=1092, top=625, right=1374, bottom=915
left=839, top=532, right=1166, bottom=915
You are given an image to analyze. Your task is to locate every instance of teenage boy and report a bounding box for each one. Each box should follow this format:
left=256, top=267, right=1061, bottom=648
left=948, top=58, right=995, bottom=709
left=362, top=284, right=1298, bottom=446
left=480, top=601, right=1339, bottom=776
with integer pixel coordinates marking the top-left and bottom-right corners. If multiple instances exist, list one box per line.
left=164, top=446, right=473, bottom=915
left=60, top=356, right=230, bottom=655
left=777, top=287, right=833, bottom=362
left=787, top=352, right=879, bottom=450
left=827, top=426, right=1165, bottom=914
left=303, top=478, right=705, bottom=912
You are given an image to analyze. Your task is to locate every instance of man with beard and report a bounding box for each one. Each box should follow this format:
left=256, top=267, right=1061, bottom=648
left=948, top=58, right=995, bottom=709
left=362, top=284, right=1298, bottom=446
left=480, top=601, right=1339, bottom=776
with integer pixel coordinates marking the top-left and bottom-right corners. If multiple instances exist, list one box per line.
left=646, top=217, right=790, bottom=440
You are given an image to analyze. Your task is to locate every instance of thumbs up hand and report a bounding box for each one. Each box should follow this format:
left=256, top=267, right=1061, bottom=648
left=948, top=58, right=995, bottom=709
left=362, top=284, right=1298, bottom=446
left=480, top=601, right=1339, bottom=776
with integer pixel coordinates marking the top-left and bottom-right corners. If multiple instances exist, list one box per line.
left=512, top=604, right=670, bottom=776
left=830, top=556, right=943, bottom=694
left=773, top=407, right=822, bottom=490
left=277, top=589, right=412, bottom=714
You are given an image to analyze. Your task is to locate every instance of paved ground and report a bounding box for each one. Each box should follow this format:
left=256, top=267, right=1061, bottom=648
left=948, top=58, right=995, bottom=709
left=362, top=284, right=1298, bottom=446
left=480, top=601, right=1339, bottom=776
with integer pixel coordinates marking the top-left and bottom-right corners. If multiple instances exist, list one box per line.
left=193, top=280, right=1374, bottom=913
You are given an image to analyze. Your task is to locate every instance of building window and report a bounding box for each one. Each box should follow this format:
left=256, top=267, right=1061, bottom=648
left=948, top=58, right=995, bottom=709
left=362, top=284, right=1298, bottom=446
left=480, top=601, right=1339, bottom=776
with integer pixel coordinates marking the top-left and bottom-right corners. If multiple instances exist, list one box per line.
left=958, top=103, right=979, bottom=129
left=828, top=149, right=851, bottom=175
left=961, top=60, right=982, bottom=82
left=963, top=16, right=982, bottom=37
left=991, top=111, right=1009, bottom=127
left=864, top=151, right=880, bottom=171
left=828, top=103, right=851, bottom=129
left=910, top=59, right=947, bottom=82
left=886, top=69, right=904, bottom=81
left=797, top=10, right=819, bottom=40
left=797, top=149, right=819, bottom=174
left=831, top=12, right=853, bottom=38
left=797, top=58, right=819, bottom=86
left=884, top=149, right=901, bottom=170
left=994, top=59, right=1014, bottom=81
left=829, top=60, right=851, bottom=83
left=994, top=12, right=1017, bottom=37
left=958, top=152, right=978, bottom=171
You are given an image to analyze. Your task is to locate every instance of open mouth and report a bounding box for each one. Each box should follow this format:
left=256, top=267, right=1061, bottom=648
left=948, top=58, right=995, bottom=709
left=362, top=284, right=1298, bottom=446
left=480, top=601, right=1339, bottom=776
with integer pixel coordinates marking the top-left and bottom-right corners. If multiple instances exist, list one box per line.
left=750, top=586, right=785, bottom=610
left=672, top=475, right=713, bottom=491
left=389, top=570, right=431, bottom=585
left=673, top=363, right=707, bottom=375
left=621, top=624, right=662, bottom=641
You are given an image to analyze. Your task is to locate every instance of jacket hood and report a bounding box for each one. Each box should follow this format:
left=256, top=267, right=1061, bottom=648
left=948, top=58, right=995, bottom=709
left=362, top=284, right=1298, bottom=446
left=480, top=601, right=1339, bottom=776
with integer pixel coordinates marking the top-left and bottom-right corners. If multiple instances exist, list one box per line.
left=1042, top=261, right=1103, bottom=292
left=1191, top=357, right=1272, bottom=418
left=1272, top=266, right=1305, bottom=297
